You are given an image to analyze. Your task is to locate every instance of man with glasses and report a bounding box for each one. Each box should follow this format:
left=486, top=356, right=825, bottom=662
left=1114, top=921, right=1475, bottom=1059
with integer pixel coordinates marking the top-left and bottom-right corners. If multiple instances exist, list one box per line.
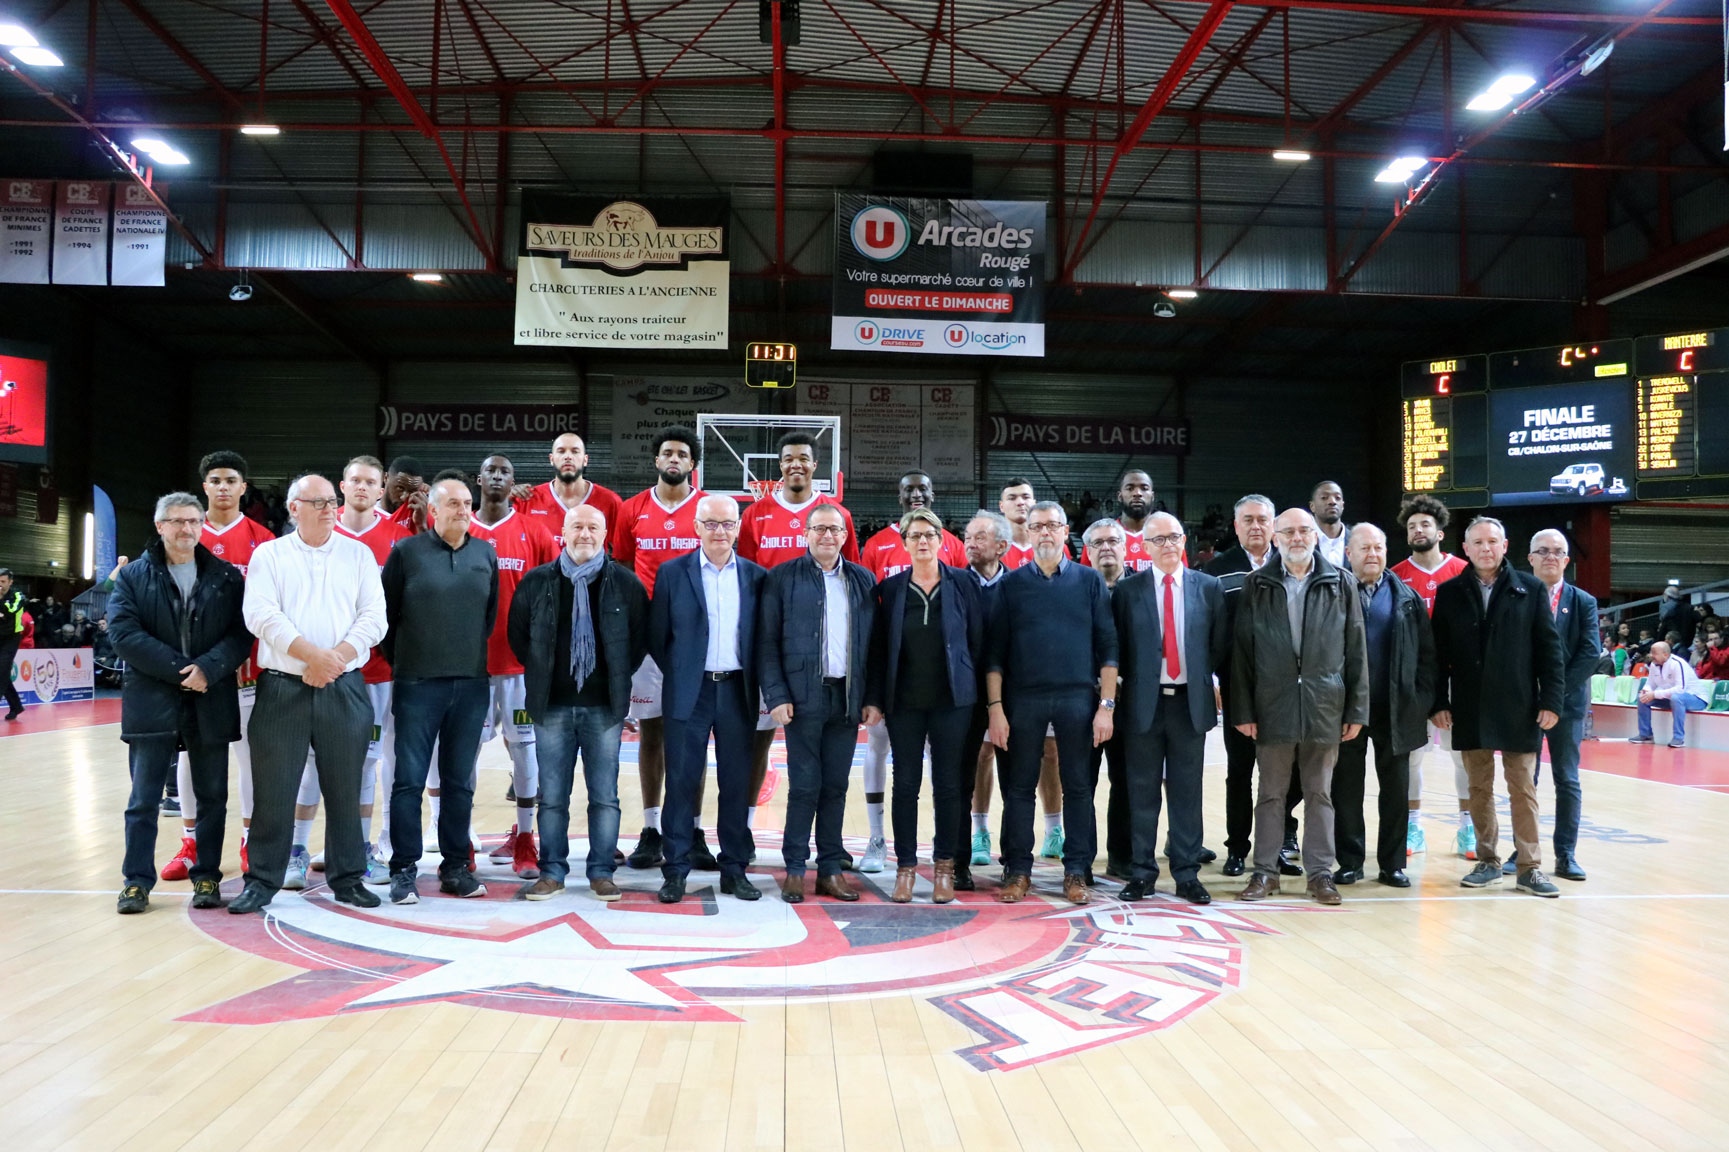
left=1430, top=517, right=1564, bottom=898
left=1083, top=519, right=1133, bottom=879
left=959, top=510, right=1013, bottom=884
left=985, top=501, right=1119, bottom=906
left=649, top=495, right=766, bottom=903
left=1232, top=509, right=1367, bottom=906
left=231, top=475, right=388, bottom=915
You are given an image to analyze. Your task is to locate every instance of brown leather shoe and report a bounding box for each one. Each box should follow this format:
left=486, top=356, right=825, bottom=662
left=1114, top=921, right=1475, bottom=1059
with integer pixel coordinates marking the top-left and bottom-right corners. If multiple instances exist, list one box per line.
left=891, top=866, right=917, bottom=903
left=1306, top=873, right=1342, bottom=905
left=1062, top=873, right=1090, bottom=905
left=1238, top=872, right=1280, bottom=901
left=779, top=874, right=805, bottom=903
left=814, top=873, right=859, bottom=901
left=998, top=873, right=1031, bottom=903
left=932, top=860, right=956, bottom=904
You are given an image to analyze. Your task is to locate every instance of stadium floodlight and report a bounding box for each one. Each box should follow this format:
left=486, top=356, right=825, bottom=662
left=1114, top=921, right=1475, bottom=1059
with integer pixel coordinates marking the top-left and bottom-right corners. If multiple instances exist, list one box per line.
left=1466, top=73, right=1537, bottom=112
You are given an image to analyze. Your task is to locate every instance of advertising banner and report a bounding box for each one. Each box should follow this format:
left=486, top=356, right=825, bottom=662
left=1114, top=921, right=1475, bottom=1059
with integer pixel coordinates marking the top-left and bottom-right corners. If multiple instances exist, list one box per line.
left=1487, top=380, right=1636, bottom=506
left=110, top=182, right=167, bottom=287
left=376, top=403, right=584, bottom=442
left=93, top=485, right=117, bottom=582
left=52, top=180, right=110, bottom=285
left=515, top=194, right=729, bottom=349
left=831, top=195, right=1045, bottom=358
left=0, top=179, right=53, bottom=284
left=0, top=349, right=50, bottom=463
left=797, top=380, right=975, bottom=485
left=10, top=647, right=95, bottom=706
left=609, top=376, right=757, bottom=473
left=987, top=413, right=1190, bottom=456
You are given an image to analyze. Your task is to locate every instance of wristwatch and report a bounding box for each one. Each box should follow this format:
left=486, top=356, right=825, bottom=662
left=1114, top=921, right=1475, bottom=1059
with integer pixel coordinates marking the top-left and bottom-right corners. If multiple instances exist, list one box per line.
left=1099, top=698, right=1116, bottom=711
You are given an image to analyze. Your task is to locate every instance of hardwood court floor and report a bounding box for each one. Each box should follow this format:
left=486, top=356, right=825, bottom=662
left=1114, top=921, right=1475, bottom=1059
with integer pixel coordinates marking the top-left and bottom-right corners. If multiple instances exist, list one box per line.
left=1, top=721, right=1726, bottom=1152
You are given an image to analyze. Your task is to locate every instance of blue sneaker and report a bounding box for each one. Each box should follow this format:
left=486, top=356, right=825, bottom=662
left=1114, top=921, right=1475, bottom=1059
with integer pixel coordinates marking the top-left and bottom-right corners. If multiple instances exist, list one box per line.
left=283, top=845, right=311, bottom=890
left=1455, top=823, right=1477, bottom=861
left=970, top=828, right=991, bottom=867
left=363, top=849, right=391, bottom=886
left=1040, top=826, right=1065, bottom=860
left=1406, top=823, right=1426, bottom=857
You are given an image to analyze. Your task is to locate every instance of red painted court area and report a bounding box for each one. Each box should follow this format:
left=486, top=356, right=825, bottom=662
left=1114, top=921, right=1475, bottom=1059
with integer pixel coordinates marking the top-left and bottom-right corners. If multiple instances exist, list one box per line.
left=1578, top=739, right=1729, bottom=791
left=0, top=697, right=122, bottom=736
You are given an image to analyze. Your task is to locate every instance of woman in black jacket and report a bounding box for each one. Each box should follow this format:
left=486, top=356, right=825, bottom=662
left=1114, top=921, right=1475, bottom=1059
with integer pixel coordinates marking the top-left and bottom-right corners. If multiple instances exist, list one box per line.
left=864, top=509, right=987, bottom=904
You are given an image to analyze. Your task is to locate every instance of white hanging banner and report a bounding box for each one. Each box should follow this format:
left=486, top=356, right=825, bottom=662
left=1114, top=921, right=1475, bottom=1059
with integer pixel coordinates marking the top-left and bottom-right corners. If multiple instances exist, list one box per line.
left=51, top=180, right=110, bottom=285
left=0, top=180, right=54, bottom=284
left=110, top=182, right=167, bottom=287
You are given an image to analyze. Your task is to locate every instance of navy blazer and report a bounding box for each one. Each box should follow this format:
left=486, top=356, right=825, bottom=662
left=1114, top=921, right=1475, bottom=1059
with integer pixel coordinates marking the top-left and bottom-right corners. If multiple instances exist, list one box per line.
left=648, top=549, right=765, bottom=723
left=865, top=564, right=987, bottom=713
left=757, top=553, right=877, bottom=720
left=1111, top=565, right=1229, bottom=735
left=1551, top=581, right=1602, bottom=720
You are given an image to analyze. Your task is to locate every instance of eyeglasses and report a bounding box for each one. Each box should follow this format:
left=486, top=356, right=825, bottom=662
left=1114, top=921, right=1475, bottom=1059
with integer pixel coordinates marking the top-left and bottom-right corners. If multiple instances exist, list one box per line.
left=1274, top=526, right=1315, bottom=538
left=904, top=531, right=940, bottom=543
left=697, top=520, right=739, bottom=532
left=1531, top=548, right=1567, bottom=559
left=1147, top=533, right=1184, bottom=547
left=159, top=517, right=202, bottom=528
left=808, top=525, right=847, bottom=538
left=1028, top=521, right=1067, bottom=534
left=295, top=497, right=340, bottom=511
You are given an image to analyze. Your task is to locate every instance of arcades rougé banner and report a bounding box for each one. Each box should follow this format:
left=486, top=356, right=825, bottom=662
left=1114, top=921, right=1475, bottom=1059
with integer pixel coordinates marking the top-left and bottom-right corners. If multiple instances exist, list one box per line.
left=832, top=195, right=1045, bottom=358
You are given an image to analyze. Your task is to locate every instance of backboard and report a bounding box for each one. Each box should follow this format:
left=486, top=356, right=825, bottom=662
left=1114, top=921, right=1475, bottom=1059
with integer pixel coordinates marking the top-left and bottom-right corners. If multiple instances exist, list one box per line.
left=695, top=413, right=843, bottom=501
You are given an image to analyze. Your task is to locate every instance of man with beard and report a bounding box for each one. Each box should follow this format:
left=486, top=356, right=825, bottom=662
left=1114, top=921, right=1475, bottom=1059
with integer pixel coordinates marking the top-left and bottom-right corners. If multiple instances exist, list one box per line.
left=515, top=433, right=623, bottom=541
left=959, top=510, right=1013, bottom=884
left=1310, top=482, right=1350, bottom=569
left=381, top=456, right=429, bottom=534
left=998, top=478, right=1070, bottom=571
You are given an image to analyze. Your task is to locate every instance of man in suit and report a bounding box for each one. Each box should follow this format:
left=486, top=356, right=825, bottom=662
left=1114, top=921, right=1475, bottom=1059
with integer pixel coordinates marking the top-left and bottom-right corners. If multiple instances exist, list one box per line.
left=1431, top=516, right=1565, bottom=898
left=1205, top=494, right=1296, bottom=877
left=1508, top=529, right=1599, bottom=882
left=760, top=503, right=876, bottom=903
left=648, top=495, right=766, bottom=904
left=1113, top=513, right=1228, bottom=903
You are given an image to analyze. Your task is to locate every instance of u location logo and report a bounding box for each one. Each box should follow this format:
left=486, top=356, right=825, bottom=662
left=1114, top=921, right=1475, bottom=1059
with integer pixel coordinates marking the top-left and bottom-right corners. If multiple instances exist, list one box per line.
left=944, top=324, right=970, bottom=348
left=850, top=206, right=911, bottom=261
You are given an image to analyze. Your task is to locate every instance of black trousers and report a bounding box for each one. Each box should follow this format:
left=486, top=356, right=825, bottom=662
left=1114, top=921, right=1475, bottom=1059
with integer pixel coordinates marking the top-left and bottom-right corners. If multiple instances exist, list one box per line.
left=121, top=700, right=228, bottom=888
left=1002, top=688, right=1096, bottom=876
left=887, top=700, right=973, bottom=867
left=662, top=674, right=754, bottom=881
left=1124, top=687, right=1208, bottom=884
left=1223, top=714, right=1300, bottom=857
left=0, top=640, right=21, bottom=713
left=247, top=670, right=370, bottom=893
left=1088, top=728, right=1131, bottom=872
left=781, top=681, right=857, bottom=878
left=957, top=703, right=990, bottom=869
left=1331, top=724, right=1410, bottom=875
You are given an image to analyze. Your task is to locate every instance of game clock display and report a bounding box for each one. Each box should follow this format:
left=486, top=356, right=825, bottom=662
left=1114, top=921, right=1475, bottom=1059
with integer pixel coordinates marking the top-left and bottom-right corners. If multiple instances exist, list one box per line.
left=745, top=342, right=797, bottom=389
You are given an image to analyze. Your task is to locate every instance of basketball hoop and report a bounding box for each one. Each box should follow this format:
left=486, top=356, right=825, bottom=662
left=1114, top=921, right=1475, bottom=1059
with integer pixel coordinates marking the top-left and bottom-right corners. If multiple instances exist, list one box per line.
left=745, top=478, right=783, bottom=503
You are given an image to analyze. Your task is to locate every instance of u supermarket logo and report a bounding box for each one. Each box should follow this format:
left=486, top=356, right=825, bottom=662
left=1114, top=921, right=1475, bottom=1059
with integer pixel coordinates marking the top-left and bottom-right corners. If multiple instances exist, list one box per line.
left=851, top=205, right=911, bottom=261
left=855, top=321, right=879, bottom=344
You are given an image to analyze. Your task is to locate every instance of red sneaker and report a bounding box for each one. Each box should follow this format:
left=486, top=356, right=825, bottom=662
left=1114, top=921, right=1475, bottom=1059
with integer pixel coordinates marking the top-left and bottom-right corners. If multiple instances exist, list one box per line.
left=489, top=829, right=517, bottom=864
left=513, top=829, right=541, bottom=879
left=240, top=841, right=250, bottom=875
left=161, top=837, right=196, bottom=882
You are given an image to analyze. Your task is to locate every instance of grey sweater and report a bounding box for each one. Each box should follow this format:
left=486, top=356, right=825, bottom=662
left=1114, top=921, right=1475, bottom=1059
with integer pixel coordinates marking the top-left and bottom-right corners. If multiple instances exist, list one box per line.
left=380, top=531, right=499, bottom=679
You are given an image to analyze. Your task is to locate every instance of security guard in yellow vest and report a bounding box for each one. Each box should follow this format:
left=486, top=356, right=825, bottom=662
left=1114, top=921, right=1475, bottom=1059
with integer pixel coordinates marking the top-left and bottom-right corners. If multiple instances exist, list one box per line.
left=1, top=568, right=25, bottom=720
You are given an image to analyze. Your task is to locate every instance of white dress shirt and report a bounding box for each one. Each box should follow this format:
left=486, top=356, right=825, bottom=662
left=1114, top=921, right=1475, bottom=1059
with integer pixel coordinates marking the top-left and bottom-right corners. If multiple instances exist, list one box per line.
left=701, top=552, right=742, bottom=672
left=1157, top=567, right=1187, bottom=685
left=243, top=529, right=387, bottom=676
left=1317, top=527, right=1347, bottom=568
left=820, top=560, right=850, bottom=679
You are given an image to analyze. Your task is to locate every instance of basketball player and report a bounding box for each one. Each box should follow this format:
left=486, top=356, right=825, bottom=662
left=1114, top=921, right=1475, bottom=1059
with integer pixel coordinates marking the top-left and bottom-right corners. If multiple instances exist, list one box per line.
left=613, top=426, right=718, bottom=871
left=1111, top=470, right=1160, bottom=573
left=999, top=477, right=1070, bottom=570
left=381, top=456, right=429, bottom=533
left=737, top=431, right=861, bottom=843
left=515, top=432, right=623, bottom=539
left=1392, top=495, right=1475, bottom=859
left=469, top=455, right=560, bottom=879
left=161, top=451, right=277, bottom=883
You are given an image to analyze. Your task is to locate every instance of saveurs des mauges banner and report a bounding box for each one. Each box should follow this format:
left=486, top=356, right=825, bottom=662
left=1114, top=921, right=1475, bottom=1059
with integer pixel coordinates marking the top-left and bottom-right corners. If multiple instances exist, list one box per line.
left=831, top=195, right=1046, bottom=358
left=514, top=193, right=729, bottom=349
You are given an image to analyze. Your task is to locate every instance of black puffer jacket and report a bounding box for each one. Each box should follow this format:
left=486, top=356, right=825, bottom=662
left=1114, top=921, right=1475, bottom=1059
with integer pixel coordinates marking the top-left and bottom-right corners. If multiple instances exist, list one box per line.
left=1430, top=561, right=1563, bottom=754
left=1229, top=552, right=1369, bottom=745
left=107, top=540, right=252, bottom=743
left=507, top=558, right=649, bottom=727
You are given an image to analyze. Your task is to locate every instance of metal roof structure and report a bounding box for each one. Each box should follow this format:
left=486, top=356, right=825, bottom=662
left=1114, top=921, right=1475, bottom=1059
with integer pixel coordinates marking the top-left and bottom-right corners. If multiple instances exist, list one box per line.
left=1, top=0, right=1725, bottom=375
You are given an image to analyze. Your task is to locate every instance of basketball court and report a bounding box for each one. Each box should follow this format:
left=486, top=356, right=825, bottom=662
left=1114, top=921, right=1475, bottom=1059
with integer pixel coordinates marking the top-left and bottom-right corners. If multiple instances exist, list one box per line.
left=3, top=709, right=1725, bottom=1151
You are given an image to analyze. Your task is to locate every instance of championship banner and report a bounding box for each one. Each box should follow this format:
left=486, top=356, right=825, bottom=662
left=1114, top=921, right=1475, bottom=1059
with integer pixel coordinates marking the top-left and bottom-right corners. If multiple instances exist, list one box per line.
left=10, top=648, right=95, bottom=705
left=798, top=380, right=975, bottom=485
left=831, top=195, right=1045, bottom=358
left=988, top=413, right=1191, bottom=456
left=515, top=194, right=729, bottom=349
left=376, top=403, right=583, bottom=442
left=0, top=180, right=53, bottom=284
left=111, top=182, right=167, bottom=287
left=51, top=180, right=110, bottom=285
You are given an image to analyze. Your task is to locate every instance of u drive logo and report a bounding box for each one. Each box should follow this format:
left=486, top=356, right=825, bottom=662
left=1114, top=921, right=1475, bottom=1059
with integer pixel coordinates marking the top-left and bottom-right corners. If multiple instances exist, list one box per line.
left=850, top=205, right=911, bottom=261
left=855, top=321, right=879, bottom=344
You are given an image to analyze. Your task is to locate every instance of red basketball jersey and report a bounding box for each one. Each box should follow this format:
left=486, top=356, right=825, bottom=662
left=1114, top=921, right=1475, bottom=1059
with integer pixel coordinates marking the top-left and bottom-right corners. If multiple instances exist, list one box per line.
left=612, top=487, right=704, bottom=597
left=861, top=524, right=966, bottom=581
left=467, top=510, right=559, bottom=676
left=737, top=491, right=861, bottom=568
left=201, top=514, right=277, bottom=687
left=515, top=480, right=623, bottom=542
left=1392, top=554, right=1469, bottom=615
left=334, top=512, right=410, bottom=684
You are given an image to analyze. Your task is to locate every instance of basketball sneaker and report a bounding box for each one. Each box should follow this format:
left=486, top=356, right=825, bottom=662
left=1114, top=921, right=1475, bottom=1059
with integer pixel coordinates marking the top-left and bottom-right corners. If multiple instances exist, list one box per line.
left=489, top=829, right=518, bottom=864
left=1406, top=824, right=1426, bottom=857
left=310, top=852, right=326, bottom=873
left=1455, top=824, right=1477, bottom=861
left=161, top=836, right=197, bottom=882
left=513, top=829, right=541, bottom=879
left=860, top=836, right=888, bottom=873
left=1040, top=825, right=1065, bottom=861
left=971, top=828, right=991, bottom=867
left=363, top=849, right=391, bottom=886
left=283, top=846, right=312, bottom=890
left=240, top=841, right=250, bottom=875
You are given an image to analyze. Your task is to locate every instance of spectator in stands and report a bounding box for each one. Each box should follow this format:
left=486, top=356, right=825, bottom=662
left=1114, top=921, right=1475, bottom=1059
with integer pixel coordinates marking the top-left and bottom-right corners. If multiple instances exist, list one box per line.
left=1696, top=631, right=1729, bottom=680
left=1659, top=586, right=1694, bottom=649
left=93, top=618, right=122, bottom=687
left=70, top=609, right=94, bottom=645
left=1633, top=641, right=1708, bottom=748
left=54, top=622, right=79, bottom=648
left=18, top=611, right=33, bottom=649
left=37, top=594, right=66, bottom=636
left=1635, top=628, right=1656, bottom=660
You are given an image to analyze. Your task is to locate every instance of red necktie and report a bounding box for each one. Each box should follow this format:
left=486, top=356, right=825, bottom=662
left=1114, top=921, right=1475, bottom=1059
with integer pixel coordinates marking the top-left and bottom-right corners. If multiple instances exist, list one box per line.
left=1163, top=573, right=1181, bottom=680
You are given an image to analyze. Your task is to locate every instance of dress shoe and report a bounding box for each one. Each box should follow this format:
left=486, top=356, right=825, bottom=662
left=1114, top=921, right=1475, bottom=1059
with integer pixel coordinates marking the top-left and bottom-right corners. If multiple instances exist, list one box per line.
left=332, top=884, right=381, bottom=908
left=951, top=865, right=975, bottom=892
left=891, top=866, right=917, bottom=903
left=780, top=874, right=805, bottom=903
left=1176, top=879, right=1212, bottom=904
left=720, top=873, right=761, bottom=901
left=932, top=860, right=956, bottom=904
left=1198, top=847, right=1218, bottom=864
left=227, top=881, right=274, bottom=915
left=1117, top=878, right=1151, bottom=901
left=997, top=873, right=1031, bottom=903
left=814, top=873, right=859, bottom=902
left=1332, top=868, right=1362, bottom=885
left=1277, top=846, right=1303, bottom=877
left=523, top=876, right=565, bottom=901
left=1238, top=873, right=1279, bottom=901
left=1307, top=874, right=1343, bottom=905
left=1553, top=855, right=1587, bottom=881
left=657, top=878, right=686, bottom=904
left=1104, top=859, right=1133, bottom=882
left=1377, top=869, right=1412, bottom=888
left=688, top=829, right=719, bottom=871
left=1062, top=873, right=1091, bottom=905
left=1221, top=854, right=1245, bottom=877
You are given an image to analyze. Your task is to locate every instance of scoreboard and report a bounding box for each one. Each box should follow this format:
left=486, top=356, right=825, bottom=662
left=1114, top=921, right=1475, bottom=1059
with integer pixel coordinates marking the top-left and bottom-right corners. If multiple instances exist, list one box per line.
left=1401, top=328, right=1729, bottom=505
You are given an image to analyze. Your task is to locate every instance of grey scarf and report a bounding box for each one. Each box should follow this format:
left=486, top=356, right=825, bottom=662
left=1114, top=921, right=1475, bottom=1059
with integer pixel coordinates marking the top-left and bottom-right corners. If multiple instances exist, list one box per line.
left=558, top=550, right=606, bottom=689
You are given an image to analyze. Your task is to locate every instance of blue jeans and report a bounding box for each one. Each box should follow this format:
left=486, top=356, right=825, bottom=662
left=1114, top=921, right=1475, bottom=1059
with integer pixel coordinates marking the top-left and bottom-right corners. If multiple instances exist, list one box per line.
left=1543, top=715, right=1584, bottom=860
left=1001, top=688, right=1097, bottom=876
left=122, top=712, right=228, bottom=889
left=1637, top=692, right=1706, bottom=744
left=389, top=676, right=489, bottom=878
left=533, top=704, right=624, bottom=882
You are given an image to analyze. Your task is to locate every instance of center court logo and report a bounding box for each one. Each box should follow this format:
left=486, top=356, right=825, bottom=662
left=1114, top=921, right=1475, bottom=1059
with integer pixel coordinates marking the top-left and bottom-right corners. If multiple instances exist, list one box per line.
left=184, top=838, right=1290, bottom=1072
left=850, top=205, right=911, bottom=261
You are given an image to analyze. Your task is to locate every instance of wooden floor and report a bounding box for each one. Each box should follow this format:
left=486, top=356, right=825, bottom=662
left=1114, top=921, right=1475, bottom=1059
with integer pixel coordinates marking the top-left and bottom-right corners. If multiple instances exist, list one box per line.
left=2, top=719, right=1727, bottom=1152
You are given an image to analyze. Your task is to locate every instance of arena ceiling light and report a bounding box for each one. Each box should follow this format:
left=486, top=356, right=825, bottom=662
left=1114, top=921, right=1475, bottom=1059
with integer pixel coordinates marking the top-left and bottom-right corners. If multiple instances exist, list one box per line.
left=130, top=136, right=191, bottom=165
left=0, top=22, right=39, bottom=46
left=1465, top=73, right=1537, bottom=112
left=1374, top=155, right=1428, bottom=183
left=1271, top=149, right=1312, bottom=162
left=409, top=272, right=444, bottom=283
left=1165, top=288, right=1199, bottom=299
left=239, top=124, right=281, bottom=136
left=10, top=44, right=63, bottom=66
